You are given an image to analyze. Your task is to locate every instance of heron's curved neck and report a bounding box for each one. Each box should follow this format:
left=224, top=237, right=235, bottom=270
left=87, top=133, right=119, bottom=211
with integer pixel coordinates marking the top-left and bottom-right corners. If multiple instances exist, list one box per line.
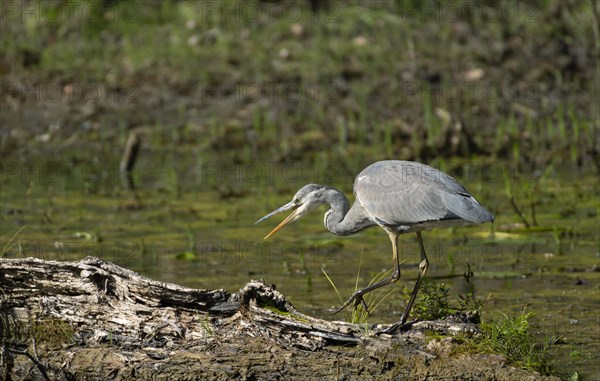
left=321, top=187, right=368, bottom=236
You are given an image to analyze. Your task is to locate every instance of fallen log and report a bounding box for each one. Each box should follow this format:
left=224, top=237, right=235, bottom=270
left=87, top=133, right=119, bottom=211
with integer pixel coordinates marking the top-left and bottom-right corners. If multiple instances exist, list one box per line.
left=0, top=257, right=557, bottom=380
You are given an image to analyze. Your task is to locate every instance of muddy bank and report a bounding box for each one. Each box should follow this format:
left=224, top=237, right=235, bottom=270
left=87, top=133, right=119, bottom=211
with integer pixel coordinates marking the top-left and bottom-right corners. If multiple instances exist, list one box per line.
left=1, top=257, right=557, bottom=380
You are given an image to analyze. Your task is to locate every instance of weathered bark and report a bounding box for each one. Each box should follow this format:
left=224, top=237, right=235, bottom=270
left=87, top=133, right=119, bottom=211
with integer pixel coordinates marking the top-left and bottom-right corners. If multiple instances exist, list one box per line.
left=0, top=257, right=557, bottom=380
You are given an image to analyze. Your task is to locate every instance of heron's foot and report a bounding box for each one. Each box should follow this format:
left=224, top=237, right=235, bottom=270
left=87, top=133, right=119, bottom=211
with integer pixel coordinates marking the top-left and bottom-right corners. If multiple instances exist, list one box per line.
left=376, top=319, right=418, bottom=335
left=332, top=291, right=370, bottom=315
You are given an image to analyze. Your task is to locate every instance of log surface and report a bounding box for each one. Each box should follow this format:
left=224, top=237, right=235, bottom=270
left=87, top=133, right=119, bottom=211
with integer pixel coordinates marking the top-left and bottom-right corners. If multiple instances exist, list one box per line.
left=0, top=257, right=557, bottom=380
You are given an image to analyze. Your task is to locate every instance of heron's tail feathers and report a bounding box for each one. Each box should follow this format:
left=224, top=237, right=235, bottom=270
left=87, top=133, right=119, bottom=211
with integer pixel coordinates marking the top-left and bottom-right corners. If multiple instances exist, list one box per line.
left=442, top=192, right=495, bottom=223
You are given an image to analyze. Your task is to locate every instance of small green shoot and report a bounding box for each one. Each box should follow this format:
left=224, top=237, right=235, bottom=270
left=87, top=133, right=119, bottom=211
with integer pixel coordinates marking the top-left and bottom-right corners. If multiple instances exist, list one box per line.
left=186, top=225, right=196, bottom=253
left=476, top=310, right=553, bottom=375
left=552, top=225, right=563, bottom=255
left=446, top=251, right=456, bottom=274
left=569, top=346, right=594, bottom=365
left=176, top=226, right=197, bottom=260
left=407, top=279, right=451, bottom=321
left=406, top=265, right=482, bottom=322
left=0, top=225, right=27, bottom=258
left=300, top=252, right=312, bottom=293
left=321, top=266, right=351, bottom=323
left=350, top=267, right=396, bottom=327
left=458, top=263, right=482, bottom=313
left=198, top=313, right=213, bottom=336
left=322, top=251, right=396, bottom=328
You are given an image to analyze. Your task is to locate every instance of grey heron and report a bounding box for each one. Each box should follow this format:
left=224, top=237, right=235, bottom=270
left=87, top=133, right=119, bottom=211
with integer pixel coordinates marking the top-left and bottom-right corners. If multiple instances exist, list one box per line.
left=256, top=160, right=494, bottom=332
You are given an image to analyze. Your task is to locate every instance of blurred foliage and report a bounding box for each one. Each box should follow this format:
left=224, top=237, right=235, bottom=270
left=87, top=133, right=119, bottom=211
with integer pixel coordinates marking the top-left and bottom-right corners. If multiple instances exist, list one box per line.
left=1, top=0, right=598, bottom=170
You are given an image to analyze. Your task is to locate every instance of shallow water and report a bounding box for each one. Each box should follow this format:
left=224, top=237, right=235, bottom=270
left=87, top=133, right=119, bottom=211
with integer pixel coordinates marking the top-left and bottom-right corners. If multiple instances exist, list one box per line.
left=1, top=155, right=598, bottom=379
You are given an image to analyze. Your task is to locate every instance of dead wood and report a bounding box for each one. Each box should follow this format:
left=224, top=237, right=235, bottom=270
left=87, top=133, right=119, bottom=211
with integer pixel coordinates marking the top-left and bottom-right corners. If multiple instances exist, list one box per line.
left=0, top=257, right=558, bottom=380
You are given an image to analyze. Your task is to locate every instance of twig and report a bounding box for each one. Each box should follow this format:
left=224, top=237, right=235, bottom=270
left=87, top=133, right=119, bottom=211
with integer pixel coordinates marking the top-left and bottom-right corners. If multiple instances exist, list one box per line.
left=6, top=346, right=51, bottom=381
left=509, top=196, right=531, bottom=228
left=530, top=199, right=538, bottom=227
left=120, top=130, right=142, bottom=192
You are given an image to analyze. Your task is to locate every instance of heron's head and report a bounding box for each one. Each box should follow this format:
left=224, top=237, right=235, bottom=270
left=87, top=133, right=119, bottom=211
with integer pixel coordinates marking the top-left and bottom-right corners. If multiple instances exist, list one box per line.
left=256, top=184, right=329, bottom=239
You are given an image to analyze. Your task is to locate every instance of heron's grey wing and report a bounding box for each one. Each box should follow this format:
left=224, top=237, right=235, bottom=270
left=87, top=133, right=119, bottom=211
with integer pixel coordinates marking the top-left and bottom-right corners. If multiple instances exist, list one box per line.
left=354, top=176, right=447, bottom=225
left=354, top=161, right=493, bottom=225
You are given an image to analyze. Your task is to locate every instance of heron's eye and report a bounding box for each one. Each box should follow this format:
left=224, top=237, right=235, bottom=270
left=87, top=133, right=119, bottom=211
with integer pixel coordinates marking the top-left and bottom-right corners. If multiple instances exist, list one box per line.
left=294, top=198, right=301, bottom=204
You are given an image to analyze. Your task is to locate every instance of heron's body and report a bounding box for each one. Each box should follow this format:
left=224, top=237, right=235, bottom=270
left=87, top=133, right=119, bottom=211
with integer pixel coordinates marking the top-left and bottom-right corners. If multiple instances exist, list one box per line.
left=323, top=160, right=493, bottom=236
left=257, top=160, right=494, bottom=332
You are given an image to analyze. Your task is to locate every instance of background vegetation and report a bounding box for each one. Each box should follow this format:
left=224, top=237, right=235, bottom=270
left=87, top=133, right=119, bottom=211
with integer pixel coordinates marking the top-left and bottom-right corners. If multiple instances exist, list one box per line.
left=1, top=0, right=598, bottom=171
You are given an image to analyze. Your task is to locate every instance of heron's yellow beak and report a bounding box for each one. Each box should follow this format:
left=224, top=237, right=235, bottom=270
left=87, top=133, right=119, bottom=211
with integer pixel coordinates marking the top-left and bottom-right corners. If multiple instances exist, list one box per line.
left=263, top=207, right=301, bottom=239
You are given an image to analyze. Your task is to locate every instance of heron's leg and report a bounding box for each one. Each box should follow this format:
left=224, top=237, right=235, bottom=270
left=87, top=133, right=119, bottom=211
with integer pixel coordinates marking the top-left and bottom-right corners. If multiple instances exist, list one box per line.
left=381, top=231, right=429, bottom=333
left=399, top=231, right=429, bottom=324
left=333, top=232, right=401, bottom=314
